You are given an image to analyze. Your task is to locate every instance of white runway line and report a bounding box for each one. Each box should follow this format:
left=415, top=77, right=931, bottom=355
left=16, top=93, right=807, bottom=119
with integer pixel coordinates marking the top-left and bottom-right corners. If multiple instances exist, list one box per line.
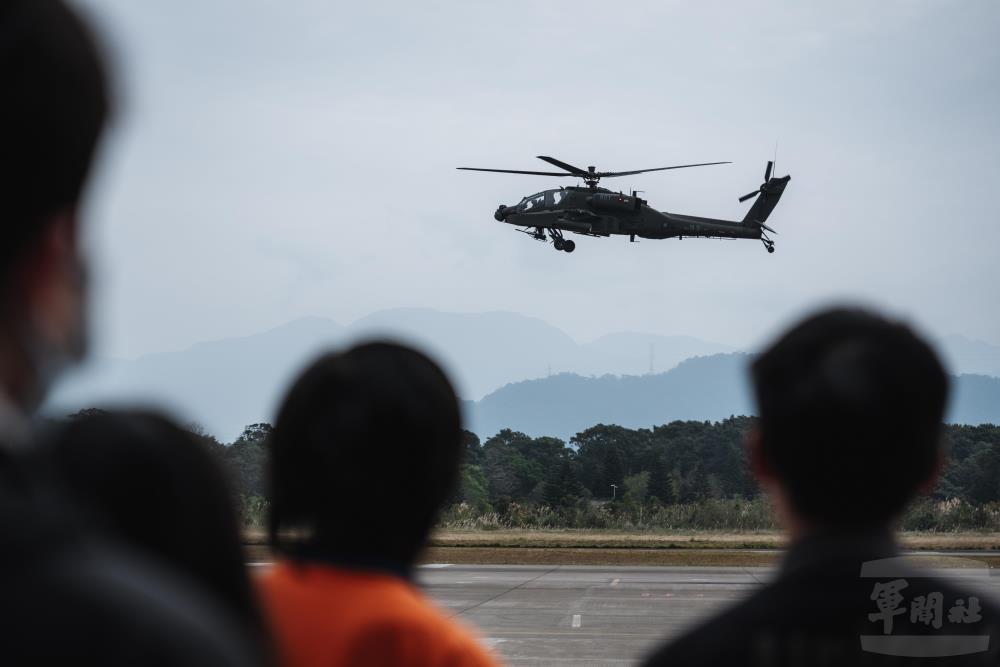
left=611, top=577, right=620, bottom=587
left=571, top=614, right=582, bottom=629
left=422, top=563, right=452, bottom=569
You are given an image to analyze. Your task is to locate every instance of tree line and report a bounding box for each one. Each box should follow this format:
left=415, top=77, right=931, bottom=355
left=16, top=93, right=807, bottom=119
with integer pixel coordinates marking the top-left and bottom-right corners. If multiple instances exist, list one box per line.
left=66, top=411, right=1000, bottom=530
left=186, top=417, right=1000, bottom=528
left=453, top=418, right=758, bottom=512
left=452, top=420, right=1000, bottom=511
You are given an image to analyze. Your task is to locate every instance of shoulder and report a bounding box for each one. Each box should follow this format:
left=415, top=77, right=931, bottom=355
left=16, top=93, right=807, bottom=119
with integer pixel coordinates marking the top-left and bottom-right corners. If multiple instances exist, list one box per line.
left=0, top=542, right=256, bottom=665
left=642, top=574, right=819, bottom=667
left=642, top=597, right=760, bottom=667
left=347, top=599, right=499, bottom=667
left=356, top=583, right=498, bottom=666
left=0, top=464, right=255, bottom=665
left=643, top=569, right=1000, bottom=667
left=261, top=563, right=498, bottom=667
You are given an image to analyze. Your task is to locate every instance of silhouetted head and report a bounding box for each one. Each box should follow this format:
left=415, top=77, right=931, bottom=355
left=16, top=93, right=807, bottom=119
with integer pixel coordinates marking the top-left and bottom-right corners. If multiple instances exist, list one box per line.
left=0, top=0, right=110, bottom=410
left=750, top=307, right=949, bottom=528
left=39, top=410, right=265, bottom=638
left=269, top=342, right=463, bottom=568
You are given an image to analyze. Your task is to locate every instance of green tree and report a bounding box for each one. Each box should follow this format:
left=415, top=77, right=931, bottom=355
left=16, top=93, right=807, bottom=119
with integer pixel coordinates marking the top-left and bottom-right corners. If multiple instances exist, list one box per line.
left=455, top=464, right=492, bottom=511
left=543, top=458, right=583, bottom=508
left=690, top=465, right=712, bottom=502
left=461, top=430, right=483, bottom=466
left=648, top=456, right=675, bottom=505
left=572, top=424, right=650, bottom=495
left=482, top=430, right=542, bottom=500
left=224, top=423, right=271, bottom=498
left=603, top=447, right=625, bottom=499
left=623, top=471, right=650, bottom=505
left=957, top=445, right=1000, bottom=504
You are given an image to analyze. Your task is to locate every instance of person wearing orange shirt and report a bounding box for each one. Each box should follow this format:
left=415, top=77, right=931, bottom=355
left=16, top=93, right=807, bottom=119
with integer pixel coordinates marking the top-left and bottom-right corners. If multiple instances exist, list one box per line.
left=258, top=342, right=499, bottom=667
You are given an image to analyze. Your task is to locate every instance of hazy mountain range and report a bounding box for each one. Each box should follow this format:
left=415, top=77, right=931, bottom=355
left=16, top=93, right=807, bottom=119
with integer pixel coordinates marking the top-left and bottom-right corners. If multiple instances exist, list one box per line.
left=467, top=353, right=1000, bottom=440
left=45, top=308, right=999, bottom=441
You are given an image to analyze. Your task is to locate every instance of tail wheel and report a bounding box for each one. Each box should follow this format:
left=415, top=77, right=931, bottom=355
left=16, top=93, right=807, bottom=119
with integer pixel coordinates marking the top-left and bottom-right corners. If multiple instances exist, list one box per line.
left=563, top=240, right=576, bottom=253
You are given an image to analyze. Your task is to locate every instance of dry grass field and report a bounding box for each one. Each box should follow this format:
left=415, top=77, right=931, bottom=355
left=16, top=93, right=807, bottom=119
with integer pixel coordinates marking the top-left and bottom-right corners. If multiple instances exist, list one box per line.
left=429, top=529, right=787, bottom=550
left=244, top=529, right=1000, bottom=567
left=419, top=530, right=1000, bottom=567
left=429, top=529, right=1000, bottom=551
left=420, top=546, right=784, bottom=567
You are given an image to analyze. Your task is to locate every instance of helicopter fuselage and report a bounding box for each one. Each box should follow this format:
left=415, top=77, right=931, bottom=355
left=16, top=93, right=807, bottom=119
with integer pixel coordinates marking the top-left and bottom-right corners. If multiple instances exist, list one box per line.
left=495, top=186, right=763, bottom=241
left=459, top=155, right=789, bottom=254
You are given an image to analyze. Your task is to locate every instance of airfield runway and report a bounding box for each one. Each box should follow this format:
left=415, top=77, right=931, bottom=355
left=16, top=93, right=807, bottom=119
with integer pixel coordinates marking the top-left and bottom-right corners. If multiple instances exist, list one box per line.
left=418, top=564, right=768, bottom=665
left=416, top=563, right=1000, bottom=666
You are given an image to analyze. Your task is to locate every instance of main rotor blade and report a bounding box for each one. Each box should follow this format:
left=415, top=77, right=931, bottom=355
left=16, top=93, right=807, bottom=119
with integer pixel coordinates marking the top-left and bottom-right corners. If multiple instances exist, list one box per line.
left=536, top=155, right=590, bottom=175
left=599, top=161, right=731, bottom=178
left=738, top=190, right=760, bottom=203
left=456, top=167, right=576, bottom=176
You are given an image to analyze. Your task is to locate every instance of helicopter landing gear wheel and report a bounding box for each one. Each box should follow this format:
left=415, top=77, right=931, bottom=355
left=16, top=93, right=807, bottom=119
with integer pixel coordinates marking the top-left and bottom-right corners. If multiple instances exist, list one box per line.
left=553, top=238, right=565, bottom=251
left=760, top=233, right=775, bottom=254
left=562, top=240, right=576, bottom=253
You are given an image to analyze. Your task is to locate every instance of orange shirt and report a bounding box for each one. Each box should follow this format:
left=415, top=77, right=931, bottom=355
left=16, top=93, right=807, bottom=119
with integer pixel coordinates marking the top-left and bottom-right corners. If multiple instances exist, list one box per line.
left=258, top=560, right=500, bottom=667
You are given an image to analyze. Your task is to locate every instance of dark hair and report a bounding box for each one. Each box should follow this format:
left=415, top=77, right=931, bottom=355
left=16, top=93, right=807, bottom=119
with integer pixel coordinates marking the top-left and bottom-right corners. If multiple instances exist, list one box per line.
left=39, top=410, right=266, bottom=641
left=0, top=0, right=110, bottom=276
left=269, top=342, right=463, bottom=566
left=751, top=307, right=949, bottom=526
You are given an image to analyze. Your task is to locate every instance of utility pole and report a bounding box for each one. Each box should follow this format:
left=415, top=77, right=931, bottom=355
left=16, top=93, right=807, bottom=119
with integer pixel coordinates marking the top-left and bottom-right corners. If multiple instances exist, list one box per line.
left=610, top=483, right=618, bottom=501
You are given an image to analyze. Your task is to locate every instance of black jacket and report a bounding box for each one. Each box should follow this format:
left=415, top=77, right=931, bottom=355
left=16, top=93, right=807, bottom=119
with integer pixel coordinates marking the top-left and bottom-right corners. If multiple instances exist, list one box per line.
left=0, top=446, right=260, bottom=664
left=643, top=529, right=1000, bottom=666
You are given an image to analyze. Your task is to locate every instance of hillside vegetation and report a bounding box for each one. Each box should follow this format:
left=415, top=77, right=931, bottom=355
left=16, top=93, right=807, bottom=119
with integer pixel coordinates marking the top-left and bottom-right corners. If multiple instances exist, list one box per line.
left=182, top=416, right=1000, bottom=532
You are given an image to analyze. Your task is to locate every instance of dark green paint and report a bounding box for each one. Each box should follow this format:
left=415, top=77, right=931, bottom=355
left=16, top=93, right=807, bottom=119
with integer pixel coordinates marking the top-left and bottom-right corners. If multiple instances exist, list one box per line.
left=459, top=156, right=790, bottom=254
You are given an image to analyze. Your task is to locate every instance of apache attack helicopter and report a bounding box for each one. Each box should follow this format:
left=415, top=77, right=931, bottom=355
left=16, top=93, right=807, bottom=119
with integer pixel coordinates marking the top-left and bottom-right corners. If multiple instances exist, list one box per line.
left=457, top=156, right=790, bottom=254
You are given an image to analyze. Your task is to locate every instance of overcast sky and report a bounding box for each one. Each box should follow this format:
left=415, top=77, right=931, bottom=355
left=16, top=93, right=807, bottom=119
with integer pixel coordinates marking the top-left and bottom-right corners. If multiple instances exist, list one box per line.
left=72, top=0, right=1000, bottom=359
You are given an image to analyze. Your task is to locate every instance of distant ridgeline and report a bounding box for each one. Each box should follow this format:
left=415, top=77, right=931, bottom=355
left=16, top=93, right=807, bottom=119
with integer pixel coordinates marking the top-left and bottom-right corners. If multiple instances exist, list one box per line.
left=465, top=353, right=1000, bottom=441
left=46, top=312, right=999, bottom=441
left=69, top=411, right=998, bottom=531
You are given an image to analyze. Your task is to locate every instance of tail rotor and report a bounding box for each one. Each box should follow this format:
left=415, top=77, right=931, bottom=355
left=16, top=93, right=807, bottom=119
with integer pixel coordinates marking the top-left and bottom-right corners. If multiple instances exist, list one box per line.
left=738, top=158, right=791, bottom=255
left=738, top=160, right=774, bottom=203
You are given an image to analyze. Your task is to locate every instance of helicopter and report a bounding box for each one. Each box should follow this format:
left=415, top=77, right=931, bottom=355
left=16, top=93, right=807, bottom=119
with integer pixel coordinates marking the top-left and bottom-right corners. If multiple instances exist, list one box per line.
left=457, top=156, right=790, bottom=254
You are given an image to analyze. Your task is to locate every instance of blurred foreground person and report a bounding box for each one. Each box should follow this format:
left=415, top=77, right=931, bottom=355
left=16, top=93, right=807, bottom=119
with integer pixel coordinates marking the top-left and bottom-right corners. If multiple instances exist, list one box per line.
left=38, top=410, right=269, bottom=652
left=644, top=308, right=1000, bottom=666
left=0, top=1, right=255, bottom=662
left=260, top=343, right=499, bottom=667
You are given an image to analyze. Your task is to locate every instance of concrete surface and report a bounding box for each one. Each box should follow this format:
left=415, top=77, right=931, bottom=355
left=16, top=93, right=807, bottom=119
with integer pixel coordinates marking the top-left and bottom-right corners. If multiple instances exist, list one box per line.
left=418, top=564, right=769, bottom=665
left=417, top=563, right=1000, bottom=666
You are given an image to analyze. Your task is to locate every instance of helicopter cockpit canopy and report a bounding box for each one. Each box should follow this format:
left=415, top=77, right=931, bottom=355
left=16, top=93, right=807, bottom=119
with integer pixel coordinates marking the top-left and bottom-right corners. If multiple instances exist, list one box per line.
left=519, top=189, right=567, bottom=211
left=520, top=192, right=545, bottom=211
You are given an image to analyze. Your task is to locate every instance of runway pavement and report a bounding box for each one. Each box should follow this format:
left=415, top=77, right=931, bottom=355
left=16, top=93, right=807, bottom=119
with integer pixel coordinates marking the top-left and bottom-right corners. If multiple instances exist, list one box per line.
left=417, top=563, right=1000, bottom=666
left=417, top=564, right=770, bottom=666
